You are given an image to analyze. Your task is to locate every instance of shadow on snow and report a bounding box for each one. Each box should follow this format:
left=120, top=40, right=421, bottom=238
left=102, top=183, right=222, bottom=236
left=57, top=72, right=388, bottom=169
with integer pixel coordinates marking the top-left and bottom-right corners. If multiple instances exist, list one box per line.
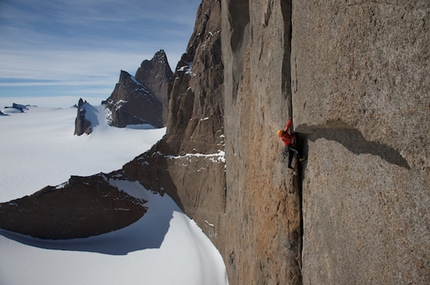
left=0, top=193, right=181, bottom=256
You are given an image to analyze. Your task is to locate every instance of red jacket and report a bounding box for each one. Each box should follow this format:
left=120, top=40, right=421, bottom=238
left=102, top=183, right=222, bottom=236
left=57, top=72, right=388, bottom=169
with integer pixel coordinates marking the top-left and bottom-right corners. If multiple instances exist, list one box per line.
left=280, top=119, right=294, bottom=146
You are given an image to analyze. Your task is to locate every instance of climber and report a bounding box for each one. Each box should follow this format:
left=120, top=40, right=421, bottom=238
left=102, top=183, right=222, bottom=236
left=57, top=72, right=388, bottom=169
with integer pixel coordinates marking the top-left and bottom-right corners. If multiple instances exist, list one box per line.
left=277, top=118, right=304, bottom=170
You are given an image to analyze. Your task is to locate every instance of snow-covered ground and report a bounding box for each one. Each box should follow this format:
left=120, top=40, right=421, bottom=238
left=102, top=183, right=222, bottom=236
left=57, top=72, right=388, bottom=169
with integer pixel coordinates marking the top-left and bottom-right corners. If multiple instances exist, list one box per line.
left=0, top=99, right=228, bottom=285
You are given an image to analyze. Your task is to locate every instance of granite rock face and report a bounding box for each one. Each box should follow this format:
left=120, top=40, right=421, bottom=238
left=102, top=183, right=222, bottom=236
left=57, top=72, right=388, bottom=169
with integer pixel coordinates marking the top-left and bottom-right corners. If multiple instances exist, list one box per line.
left=103, top=70, right=163, bottom=128
left=291, top=1, right=430, bottom=284
left=220, top=0, right=429, bottom=284
left=135, top=50, right=173, bottom=123
left=220, top=0, right=430, bottom=283
left=221, top=1, right=302, bottom=284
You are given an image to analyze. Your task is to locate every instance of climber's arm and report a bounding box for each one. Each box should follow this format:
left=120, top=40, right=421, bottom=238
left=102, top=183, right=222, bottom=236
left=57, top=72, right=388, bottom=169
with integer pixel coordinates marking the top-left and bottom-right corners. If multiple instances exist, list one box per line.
left=284, top=118, right=292, bottom=132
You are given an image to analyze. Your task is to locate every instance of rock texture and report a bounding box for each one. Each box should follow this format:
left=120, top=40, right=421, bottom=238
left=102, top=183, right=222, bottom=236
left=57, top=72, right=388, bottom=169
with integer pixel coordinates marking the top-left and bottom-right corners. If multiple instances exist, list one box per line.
left=103, top=70, right=164, bottom=128
left=221, top=1, right=429, bottom=284
left=135, top=50, right=173, bottom=123
left=74, top=98, right=93, bottom=135
left=0, top=173, right=146, bottom=239
left=291, top=1, right=430, bottom=284
left=221, top=1, right=302, bottom=284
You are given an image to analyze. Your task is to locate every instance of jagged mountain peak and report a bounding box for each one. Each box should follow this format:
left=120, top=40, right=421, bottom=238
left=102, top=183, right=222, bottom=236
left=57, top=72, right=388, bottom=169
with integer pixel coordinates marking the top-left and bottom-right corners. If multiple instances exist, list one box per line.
left=102, top=68, right=163, bottom=128
left=100, top=50, right=173, bottom=130
left=134, top=50, right=173, bottom=123
left=118, top=70, right=149, bottom=92
left=136, top=49, right=172, bottom=79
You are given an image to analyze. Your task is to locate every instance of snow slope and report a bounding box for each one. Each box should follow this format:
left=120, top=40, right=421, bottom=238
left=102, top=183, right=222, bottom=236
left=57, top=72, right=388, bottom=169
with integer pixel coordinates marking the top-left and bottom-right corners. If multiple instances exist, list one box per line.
left=0, top=103, right=162, bottom=201
left=0, top=100, right=229, bottom=285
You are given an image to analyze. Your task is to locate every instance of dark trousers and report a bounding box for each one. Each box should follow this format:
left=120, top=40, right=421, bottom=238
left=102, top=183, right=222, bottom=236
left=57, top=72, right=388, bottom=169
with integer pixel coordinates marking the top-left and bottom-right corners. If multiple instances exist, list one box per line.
left=283, top=146, right=301, bottom=169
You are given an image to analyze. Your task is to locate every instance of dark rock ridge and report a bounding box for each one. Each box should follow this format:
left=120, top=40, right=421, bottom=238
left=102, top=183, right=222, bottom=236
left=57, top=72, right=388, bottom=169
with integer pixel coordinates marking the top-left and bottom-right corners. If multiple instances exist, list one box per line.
left=103, top=70, right=163, bottom=128
left=0, top=173, right=146, bottom=239
left=103, top=50, right=172, bottom=128
left=135, top=49, right=173, bottom=123
left=74, top=98, right=93, bottom=135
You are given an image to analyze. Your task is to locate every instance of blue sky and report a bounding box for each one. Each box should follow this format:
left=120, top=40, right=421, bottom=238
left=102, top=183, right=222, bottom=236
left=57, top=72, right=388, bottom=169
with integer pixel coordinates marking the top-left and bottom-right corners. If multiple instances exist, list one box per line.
left=0, top=0, right=200, bottom=104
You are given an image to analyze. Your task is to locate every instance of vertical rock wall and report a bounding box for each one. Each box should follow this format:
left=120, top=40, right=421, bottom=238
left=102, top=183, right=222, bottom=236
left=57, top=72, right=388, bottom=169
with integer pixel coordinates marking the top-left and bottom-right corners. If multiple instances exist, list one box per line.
left=220, top=0, right=429, bottom=284
left=162, top=0, right=225, bottom=237
left=291, top=1, right=430, bottom=284
left=123, top=0, right=227, bottom=248
left=222, top=0, right=302, bottom=284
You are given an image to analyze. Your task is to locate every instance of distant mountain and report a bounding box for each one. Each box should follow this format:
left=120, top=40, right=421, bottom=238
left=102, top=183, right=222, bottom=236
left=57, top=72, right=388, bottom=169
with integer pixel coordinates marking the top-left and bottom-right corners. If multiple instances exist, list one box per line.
left=3, top=103, right=31, bottom=113
left=102, top=50, right=172, bottom=128
left=135, top=49, right=173, bottom=123
left=102, top=70, right=163, bottom=128
left=74, top=50, right=173, bottom=135
left=74, top=98, right=97, bottom=135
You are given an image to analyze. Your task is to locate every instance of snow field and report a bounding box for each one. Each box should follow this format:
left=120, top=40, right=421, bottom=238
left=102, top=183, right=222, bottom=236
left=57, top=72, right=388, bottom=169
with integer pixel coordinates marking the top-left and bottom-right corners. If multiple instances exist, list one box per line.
left=0, top=104, right=163, bottom=202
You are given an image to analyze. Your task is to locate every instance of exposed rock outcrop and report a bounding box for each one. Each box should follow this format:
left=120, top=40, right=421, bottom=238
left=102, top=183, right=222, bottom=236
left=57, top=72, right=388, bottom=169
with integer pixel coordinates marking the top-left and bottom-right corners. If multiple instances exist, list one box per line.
left=74, top=98, right=93, bottom=135
left=135, top=49, right=173, bottom=123
left=222, top=0, right=429, bottom=284
left=292, top=2, right=430, bottom=284
left=0, top=173, right=146, bottom=239
left=103, top=70, right=163, bottom=128
left=102, top=50, right=172, bottom=128
left=122, top=0, right=225, bottom=241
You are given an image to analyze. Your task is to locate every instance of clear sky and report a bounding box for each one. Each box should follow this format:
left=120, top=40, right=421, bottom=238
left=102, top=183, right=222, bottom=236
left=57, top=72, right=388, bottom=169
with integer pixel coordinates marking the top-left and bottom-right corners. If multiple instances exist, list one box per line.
left=0, top=0, right=200, bottom=103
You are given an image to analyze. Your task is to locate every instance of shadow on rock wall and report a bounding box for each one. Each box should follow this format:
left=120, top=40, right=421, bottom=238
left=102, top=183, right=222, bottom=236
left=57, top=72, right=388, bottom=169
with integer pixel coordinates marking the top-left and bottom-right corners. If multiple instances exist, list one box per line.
left=297, top=127, right=410, bottom=170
